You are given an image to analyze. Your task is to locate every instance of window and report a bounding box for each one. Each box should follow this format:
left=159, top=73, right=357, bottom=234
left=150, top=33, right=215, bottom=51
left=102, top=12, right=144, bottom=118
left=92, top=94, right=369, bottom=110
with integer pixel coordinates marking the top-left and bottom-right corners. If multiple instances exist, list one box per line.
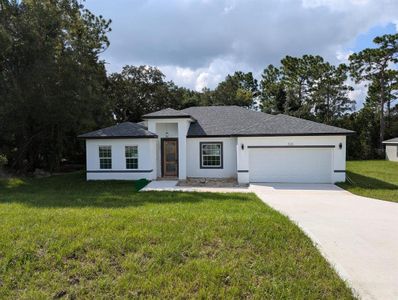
left=99, top=146, right=112, bottom=169
left=200, top=142, right=223, bottom=168
left=125, top=146, right=138, bottom=169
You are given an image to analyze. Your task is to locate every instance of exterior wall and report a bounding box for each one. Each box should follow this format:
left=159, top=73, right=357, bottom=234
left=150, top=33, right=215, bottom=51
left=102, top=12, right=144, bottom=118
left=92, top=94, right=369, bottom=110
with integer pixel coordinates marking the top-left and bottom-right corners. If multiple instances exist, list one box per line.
left=156, top=123, right=178, bottom=138
left=385, top=144, right=398, bottom=161
left=178, top=121, right=189, bottom=179
left=186, top=137, right=237, bottom=178
left=236, top=135, right=347, bottom=184
left=147, top=118, right=191, bottom=179
left=85, top=138, right=157, bottom=180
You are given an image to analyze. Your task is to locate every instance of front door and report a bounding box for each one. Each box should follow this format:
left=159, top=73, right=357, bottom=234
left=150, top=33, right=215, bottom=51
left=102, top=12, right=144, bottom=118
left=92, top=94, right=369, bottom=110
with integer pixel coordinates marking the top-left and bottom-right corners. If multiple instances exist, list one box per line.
left=162, top=139, right=178, bottom=177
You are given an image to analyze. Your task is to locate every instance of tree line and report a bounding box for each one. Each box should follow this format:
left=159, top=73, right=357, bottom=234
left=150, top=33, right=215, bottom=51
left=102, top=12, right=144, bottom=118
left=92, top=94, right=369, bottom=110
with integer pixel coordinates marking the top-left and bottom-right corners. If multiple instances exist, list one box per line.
left=1, top=0, right=397, bottom=172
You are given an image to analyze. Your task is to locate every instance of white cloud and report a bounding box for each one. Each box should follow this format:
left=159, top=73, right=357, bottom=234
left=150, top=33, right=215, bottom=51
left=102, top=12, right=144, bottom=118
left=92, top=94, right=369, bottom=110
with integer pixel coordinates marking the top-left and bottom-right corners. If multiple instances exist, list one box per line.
left=301, top=0, right=369, bottom=11
left=393, top=20, right=398, bottom=32
left=195, top=72, right=210, bottom=91
left=86, top=0, right=398, bottom=96
left=160, top=56, right=248, bottom=91
left=336, top=49, right=354, bottom=64
left=349, top=81, right=368, bottom=108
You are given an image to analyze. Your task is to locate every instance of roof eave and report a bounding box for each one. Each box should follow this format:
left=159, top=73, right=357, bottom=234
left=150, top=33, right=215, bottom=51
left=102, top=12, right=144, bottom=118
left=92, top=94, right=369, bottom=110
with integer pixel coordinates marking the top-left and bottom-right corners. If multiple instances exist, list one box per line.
left=78, top=135, right=158, bottom=139
left=187, top=132, right=355, bottom=138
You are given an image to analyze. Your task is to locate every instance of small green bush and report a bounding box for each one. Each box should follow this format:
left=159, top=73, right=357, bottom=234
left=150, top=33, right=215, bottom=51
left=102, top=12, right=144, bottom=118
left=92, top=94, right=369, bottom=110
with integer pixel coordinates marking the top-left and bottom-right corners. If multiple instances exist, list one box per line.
left=0, top=154, right=7, bottom=168
left=134, top=178, right=149, bottom=191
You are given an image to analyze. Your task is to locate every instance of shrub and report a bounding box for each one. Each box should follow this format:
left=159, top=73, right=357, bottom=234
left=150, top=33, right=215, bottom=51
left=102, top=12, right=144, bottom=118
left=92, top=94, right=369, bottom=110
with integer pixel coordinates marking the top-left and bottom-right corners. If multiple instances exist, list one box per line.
left=134, top=178, right=150, bottom=191
left=0, top=154, right=7, bottom=168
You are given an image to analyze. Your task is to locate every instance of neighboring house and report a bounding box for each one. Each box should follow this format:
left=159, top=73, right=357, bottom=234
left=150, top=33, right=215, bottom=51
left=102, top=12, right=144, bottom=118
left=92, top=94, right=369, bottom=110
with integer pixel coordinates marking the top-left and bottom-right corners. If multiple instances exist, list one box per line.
left=383, top=138, right=398, bottom=161
left=78, top=106, right=354, bottom=184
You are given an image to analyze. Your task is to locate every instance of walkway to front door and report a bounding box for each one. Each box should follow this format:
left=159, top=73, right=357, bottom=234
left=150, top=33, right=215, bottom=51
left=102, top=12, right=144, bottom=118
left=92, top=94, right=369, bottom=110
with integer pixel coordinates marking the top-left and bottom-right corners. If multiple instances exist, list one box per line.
left=161, top=138, right=178, bottom=177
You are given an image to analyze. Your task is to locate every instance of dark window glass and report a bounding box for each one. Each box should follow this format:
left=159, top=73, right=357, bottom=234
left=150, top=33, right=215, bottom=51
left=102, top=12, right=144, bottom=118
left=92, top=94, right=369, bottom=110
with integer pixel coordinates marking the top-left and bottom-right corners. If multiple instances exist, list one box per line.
left=201, top=143, right=222, bottom=168
left=125, top=146, right=138, bottom=169
left=99, top=146, right=112, bottom=169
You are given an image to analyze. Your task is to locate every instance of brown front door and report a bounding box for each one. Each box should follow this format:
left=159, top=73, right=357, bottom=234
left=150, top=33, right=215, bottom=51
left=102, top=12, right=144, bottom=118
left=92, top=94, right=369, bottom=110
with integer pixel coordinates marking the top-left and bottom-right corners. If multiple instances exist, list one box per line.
left=162, top=139, right=178, bottom=177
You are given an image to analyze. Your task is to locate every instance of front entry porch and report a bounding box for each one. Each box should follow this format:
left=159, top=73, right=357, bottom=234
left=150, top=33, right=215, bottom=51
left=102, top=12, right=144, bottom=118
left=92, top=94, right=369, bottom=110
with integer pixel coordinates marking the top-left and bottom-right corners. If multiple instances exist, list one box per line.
left=146, top=118, right=189, bottom=180
left=161, top=138, right=178, bottom=178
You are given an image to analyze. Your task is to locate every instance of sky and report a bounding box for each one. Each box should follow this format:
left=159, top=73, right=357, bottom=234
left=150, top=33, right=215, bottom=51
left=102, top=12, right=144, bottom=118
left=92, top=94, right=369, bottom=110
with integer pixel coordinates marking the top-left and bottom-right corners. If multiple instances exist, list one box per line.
left=84, top=0, right=398, bottom=107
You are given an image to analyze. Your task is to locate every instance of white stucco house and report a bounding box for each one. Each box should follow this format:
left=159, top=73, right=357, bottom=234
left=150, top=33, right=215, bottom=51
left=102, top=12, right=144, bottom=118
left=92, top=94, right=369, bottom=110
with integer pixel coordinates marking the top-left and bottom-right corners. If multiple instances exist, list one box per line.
left=383, top=138, right=398, bottom=161
left=78, top=106, right=354, bottom=184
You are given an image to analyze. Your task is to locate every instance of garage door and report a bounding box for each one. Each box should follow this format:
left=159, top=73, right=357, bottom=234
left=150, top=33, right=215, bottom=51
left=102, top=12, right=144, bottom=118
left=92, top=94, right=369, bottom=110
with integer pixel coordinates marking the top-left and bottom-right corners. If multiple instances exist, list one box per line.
left=249, top=147, right=333, bottom=183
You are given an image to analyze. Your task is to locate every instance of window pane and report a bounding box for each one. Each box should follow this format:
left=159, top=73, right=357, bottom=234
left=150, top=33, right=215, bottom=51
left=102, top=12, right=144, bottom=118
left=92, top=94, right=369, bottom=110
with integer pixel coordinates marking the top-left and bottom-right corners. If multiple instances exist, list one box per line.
left=126, top=158, right=138, bottom=169
left=125, top=146, right=138, bottom=158
left=99, top=146, right=111, bottom=158
left=100, top=158, right=112, bottom=169
left=203, top=156, right=220, bottom=166
left=202, top=144, right=220, bottom=155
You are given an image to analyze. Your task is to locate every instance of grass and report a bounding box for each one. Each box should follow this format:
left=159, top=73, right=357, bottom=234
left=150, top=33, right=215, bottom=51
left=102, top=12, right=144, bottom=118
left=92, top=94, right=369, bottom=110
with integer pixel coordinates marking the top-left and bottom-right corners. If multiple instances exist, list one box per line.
left=0, top=173, right=354, bottom=299
left=337, top=160, right=398, bottom=203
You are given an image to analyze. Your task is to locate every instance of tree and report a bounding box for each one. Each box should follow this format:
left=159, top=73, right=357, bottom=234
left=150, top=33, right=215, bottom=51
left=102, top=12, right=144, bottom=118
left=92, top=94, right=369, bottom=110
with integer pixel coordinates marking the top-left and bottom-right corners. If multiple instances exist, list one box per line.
left=260, top=55, right=354, bottom=124
left=108, top=65, right=194, bottom=122
left=349, top=33, right=398, bottom=149
left=0, top=0, right=112, bottom=171
left=260, top=65, right=286, bottom=114
left=211, top=71, right=259, bottom=108
left=312, top=64, right=354, bottom=124
left=279, top=55, right=324, bottom=118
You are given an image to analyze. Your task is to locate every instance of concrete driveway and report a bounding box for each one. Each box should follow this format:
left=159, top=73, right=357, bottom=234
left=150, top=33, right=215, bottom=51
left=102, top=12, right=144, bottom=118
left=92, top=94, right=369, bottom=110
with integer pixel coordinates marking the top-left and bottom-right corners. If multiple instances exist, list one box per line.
left=250, top=184, right=398, bottom=300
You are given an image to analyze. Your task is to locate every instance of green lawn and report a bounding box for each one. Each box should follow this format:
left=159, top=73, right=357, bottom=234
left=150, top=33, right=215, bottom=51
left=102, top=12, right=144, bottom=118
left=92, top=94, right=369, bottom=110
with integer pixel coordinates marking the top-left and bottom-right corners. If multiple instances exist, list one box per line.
left=337, top=160, right=398, bottom=203
left=0, top=173, right=353, bottom=299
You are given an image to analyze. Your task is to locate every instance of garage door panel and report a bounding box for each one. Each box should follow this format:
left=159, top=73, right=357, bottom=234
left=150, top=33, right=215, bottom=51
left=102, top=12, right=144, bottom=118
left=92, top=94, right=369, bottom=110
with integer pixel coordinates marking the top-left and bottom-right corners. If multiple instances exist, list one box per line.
left=249, top=148, right=332, bottom=183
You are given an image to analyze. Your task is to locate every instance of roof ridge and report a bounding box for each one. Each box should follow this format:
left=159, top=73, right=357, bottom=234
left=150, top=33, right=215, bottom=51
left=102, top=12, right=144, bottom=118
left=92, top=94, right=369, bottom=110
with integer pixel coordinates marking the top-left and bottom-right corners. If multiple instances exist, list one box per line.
left=143, top=107, right=191, bottom=118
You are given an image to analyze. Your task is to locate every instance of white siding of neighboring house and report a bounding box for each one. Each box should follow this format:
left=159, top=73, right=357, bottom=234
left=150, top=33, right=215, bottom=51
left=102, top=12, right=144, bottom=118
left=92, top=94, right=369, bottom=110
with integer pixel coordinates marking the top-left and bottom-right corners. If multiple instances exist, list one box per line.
left=385, top=144, right=398, bottom=161
left=186, top=137, right=237, bottom=178
left=85, top=138, right=157, bottom=180
left=236, top=135, right=347, bottom=184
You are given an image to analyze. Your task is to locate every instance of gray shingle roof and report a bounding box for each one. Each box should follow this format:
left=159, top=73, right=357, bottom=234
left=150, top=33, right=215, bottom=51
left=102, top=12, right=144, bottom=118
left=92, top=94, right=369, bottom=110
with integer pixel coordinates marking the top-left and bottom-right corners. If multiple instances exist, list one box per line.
left=79, top=106, right=354, bottom=139
left=383, top=137, right=398, bottom=144
left=181, top=106, right=354, bottom=136
left=142, top=108, right=191, bottom=119
left=78, top=122, right=157, bottom=139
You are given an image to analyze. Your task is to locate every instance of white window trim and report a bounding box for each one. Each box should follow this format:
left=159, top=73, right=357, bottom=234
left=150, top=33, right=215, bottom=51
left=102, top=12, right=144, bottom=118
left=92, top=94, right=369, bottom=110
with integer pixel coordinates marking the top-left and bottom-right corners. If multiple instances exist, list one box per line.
left=200, top=142, right=223, bottom=169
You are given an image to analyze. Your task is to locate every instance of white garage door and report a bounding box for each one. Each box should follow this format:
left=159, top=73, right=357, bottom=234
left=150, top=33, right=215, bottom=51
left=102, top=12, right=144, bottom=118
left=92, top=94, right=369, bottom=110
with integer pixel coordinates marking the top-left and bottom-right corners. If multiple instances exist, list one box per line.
left=249, top=147, right=333, bottom=183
